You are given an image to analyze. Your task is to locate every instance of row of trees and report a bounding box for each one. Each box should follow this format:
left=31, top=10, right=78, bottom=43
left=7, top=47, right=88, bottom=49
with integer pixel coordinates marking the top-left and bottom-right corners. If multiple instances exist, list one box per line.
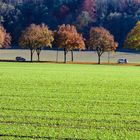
left=1, top=0, right=140, bottom=47
left=1, top=21, right=140, bottom=64
left=19, top=24, right=118, bottom=64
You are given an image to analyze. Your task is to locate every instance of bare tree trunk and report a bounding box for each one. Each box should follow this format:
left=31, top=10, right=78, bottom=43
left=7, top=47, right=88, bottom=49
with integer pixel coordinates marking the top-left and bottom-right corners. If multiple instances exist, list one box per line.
left=96, top=47, right=103, bottom=64
left=64, top=49, right=67, bottom=63
left=37, top=53, right=40, bottom=62
left=98, top=54, right=101, bottom=64
left=36, top=48, right=41, bottom=62
left=71, top=50, right=74, bottom=62
left=30, top=49, right=33, bottom=62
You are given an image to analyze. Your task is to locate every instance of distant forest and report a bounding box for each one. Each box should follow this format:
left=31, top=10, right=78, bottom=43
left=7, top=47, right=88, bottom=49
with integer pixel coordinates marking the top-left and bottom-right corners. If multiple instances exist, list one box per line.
left=1, top=0, right=140, bottom=48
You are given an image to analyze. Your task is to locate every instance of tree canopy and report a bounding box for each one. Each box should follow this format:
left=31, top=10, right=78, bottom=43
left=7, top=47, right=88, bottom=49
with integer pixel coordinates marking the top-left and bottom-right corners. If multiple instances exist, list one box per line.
left=125, top=21, right=140, bottom=50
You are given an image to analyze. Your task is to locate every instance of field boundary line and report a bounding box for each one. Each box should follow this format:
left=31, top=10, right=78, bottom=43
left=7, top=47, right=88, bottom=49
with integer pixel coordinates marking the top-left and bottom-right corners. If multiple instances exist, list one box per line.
left=0, top=121, right=140, bottom=132
left=0, top=115, right=139, bottom=125
left=1, top=107, right=140, bottom=117
left=0, top=134, right=87, bottom=140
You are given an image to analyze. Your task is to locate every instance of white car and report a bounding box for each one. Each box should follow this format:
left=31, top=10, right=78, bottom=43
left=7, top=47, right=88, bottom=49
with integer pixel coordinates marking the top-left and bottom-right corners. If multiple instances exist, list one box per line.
left=117, top=59, right=128, bottom=64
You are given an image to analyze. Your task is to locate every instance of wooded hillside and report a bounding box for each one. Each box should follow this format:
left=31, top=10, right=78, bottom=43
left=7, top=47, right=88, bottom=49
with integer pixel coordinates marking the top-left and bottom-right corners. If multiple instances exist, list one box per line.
left=1, top=0, right=140, bottom=48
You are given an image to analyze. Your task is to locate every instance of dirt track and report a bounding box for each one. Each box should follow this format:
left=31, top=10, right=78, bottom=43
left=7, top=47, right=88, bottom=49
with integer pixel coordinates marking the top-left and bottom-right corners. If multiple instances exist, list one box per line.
left=0, top=49, right=140, bottom=63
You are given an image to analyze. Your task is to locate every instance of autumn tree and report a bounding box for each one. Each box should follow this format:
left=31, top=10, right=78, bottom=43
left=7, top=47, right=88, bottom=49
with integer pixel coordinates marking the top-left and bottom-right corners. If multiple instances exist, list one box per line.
left=54, top=24, right=85, bottom=63
left=35, top=24, right=54, bottom=61
left=19, top=24, right=53, bottom=62
left=124, top=21, right=140, bottom=51
left=0, top=26, right=11, bottom=49
left=0, top=28, right=5, bottom=48
left=89, top=27, right=118, bottom=64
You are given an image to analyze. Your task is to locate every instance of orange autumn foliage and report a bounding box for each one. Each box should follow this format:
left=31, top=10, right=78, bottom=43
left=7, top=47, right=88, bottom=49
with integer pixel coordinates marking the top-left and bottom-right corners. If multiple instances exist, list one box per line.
left=54, top=24, right=85, bottom=51
left=54, top=24, right=85, bottom=62
left=0, top=26, right=11, bottom=48
left=89, top=27, right=118, bottom=64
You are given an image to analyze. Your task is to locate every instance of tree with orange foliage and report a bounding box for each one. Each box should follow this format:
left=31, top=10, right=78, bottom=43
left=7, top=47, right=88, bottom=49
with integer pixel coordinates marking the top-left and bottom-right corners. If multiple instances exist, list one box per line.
left=19, top=24, right=53, bottom=62
left=89, top=27, right=118, bottom=64
left=54, top=24, right=85, bottom=63
left=124, top=21, right=140, bottom=51
left=0, top=26, right=11, bottom=49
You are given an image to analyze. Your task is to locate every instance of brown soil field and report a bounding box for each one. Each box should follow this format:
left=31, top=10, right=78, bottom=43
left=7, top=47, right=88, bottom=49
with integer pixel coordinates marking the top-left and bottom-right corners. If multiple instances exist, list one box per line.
left=0, top=49, right=140, bottom=64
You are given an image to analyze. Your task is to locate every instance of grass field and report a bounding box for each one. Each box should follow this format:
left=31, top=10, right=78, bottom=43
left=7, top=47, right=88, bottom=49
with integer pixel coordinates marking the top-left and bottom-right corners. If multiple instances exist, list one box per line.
left=0, top=62, right=140, bottom=139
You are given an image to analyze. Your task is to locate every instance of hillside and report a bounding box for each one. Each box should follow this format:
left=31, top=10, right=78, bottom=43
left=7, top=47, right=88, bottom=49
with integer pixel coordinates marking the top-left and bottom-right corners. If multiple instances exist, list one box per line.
left=1, top=0, right=140, bottom=47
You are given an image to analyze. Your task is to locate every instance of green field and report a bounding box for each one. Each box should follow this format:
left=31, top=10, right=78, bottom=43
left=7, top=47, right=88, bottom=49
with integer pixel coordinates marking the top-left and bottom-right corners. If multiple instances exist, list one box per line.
left=0, top=62, right=140, bottom=139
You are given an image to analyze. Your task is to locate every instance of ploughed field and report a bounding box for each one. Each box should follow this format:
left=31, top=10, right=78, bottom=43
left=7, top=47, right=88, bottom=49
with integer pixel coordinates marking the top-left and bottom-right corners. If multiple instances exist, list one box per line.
left=0, top=62, right=140, bottom=139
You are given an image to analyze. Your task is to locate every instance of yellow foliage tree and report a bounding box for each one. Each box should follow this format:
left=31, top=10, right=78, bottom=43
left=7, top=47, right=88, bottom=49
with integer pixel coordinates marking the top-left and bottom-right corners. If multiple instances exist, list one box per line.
left=19, top=24, right=54, bottom=62
left=124, top=21, right=140, bottom=51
